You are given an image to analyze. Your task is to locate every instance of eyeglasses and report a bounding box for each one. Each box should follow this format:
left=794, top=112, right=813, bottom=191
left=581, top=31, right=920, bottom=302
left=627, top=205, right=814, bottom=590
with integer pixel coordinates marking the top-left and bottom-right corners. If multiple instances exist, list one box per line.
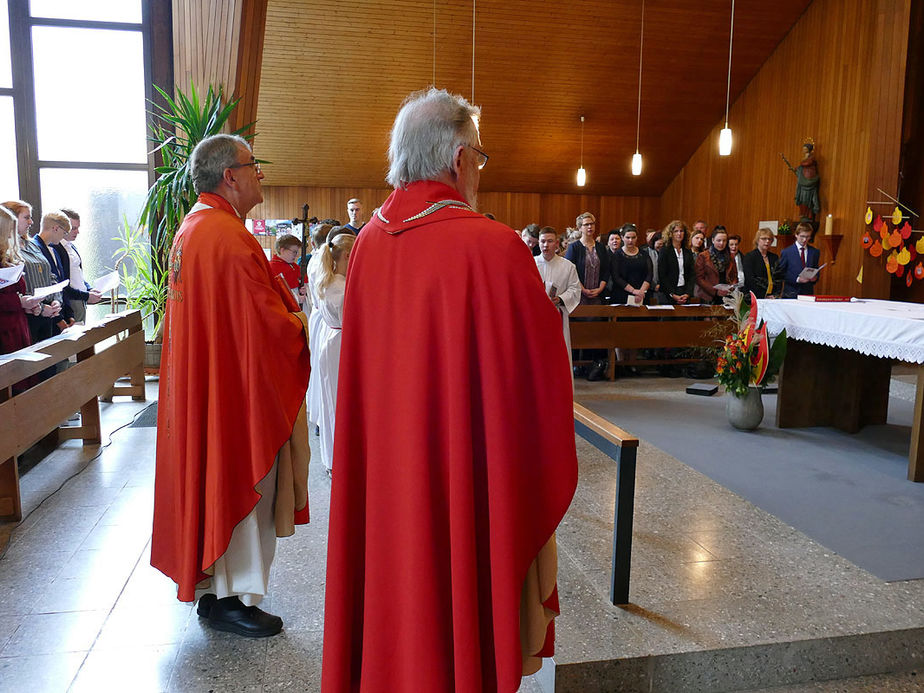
left=466, top=144, right=489, bottom=170
left=229, top=159, right=262, bottom=174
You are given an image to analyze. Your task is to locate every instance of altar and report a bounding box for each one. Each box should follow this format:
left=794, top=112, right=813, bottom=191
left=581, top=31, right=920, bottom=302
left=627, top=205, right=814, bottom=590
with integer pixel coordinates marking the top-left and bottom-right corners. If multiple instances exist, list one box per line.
left=758, top=298, right=924, bottom=482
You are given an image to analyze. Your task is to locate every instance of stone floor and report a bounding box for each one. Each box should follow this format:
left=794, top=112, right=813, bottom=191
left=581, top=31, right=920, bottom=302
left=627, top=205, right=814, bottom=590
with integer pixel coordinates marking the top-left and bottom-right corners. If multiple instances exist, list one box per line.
left=0, top=376, right=922, bottom=691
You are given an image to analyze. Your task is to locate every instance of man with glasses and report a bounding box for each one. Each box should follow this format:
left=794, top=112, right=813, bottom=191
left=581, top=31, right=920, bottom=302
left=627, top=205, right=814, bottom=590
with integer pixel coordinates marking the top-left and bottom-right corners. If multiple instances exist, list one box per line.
left=323, top=88, right=578, bottom=692
left=152, top=134, right=311, bottom=639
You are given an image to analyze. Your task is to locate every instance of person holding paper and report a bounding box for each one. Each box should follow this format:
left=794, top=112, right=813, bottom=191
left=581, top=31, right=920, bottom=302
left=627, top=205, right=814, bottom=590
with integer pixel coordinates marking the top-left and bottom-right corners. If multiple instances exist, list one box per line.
left=535, top=226, right=581, bottom=369
left=694, top=226, right=737, bottom=304
left=55, top=209, right=102, bottom=324
left=0, top=206, right=37, bottom=361
left=14, top=206, right=63, bottom=346
left=778, top=222, right=820, bottom=298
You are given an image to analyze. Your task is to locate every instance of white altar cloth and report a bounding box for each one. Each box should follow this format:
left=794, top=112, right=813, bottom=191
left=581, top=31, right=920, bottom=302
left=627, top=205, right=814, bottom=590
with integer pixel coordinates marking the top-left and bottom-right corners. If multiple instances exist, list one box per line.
left=757, top=298, right=924, bottom=364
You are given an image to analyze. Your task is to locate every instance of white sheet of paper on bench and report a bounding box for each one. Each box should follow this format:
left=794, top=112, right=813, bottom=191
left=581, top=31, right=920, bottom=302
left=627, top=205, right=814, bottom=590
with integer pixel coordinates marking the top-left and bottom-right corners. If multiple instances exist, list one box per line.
left=31, top=279, right=69, bottom=299
left=59, top=326, right=89, bottom=341
left=0, top=263, right=24, bottom=288
left=93, top=270, right=121, bottom=293
left=5, top=351, right=52, bottom=362
left=646, top=305, right=675, bottom=310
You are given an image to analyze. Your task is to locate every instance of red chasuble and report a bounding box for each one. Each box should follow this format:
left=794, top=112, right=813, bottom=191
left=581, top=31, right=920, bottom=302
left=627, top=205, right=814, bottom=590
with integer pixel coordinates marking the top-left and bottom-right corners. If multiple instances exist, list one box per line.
left=322, top=181, right=578, bottom=692
left=151, top=192, right=310, bottom=602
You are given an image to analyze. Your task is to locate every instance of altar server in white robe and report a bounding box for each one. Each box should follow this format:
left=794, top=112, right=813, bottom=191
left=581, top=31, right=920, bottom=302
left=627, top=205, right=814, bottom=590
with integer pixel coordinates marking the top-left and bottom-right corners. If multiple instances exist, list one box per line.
left=534, top=226, right=581, bottom=369
left=316, top=230, right=356, bottom=474
left=306, top=224, right=332, bottom=426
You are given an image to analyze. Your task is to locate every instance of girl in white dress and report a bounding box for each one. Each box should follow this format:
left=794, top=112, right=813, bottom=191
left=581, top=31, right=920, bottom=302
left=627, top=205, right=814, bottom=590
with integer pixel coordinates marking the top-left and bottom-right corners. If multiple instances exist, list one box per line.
left=315, top=231, right=356, bottom=475
left=306, top=224, right=333, bottom=427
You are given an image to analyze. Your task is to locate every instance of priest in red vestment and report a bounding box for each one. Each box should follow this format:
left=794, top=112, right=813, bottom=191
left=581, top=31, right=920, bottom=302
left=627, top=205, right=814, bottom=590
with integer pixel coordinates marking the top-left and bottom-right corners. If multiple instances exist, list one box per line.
left=322, top=88, right=578, bottom=691
left=151, top=134, right=311, bottom=638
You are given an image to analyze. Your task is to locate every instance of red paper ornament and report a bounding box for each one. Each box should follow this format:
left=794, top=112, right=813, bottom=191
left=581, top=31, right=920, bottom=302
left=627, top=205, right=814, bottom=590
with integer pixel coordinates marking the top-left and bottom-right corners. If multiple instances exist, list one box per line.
left=890, top=230, right=903, bottom=247
left=896, top=264, right=905, bottom=278
left=861, top=231, right=873, bottom=249
left=870, top=240, right=883, bottom=257
left=908, top=271, right=915, bottom=287
left=915, top=262, right=924, bottom=280
left=873, top=215, right=884, bottom=234
left=901, top=221, right=913, bottom=239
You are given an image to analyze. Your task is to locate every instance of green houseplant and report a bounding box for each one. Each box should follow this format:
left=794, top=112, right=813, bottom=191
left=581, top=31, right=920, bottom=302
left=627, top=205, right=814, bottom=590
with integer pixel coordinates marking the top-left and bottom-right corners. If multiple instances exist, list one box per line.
left=716, top=290, right=788, bottom=429
left=114, top=82, right=253, bottom=346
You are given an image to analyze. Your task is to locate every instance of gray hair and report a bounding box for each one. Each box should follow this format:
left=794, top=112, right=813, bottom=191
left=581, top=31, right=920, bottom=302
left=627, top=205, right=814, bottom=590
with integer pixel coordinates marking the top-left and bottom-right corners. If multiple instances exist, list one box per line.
left=386, top=88, right=480, bottom=189
left=190, top=134, right=251, bottom=194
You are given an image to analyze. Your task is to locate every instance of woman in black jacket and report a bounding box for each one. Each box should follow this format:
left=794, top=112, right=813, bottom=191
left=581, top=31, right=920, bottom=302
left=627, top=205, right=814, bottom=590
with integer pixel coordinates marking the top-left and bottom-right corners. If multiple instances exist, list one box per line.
left=742, top=227, right=781, bottom=298
left=657, top=220, right=697, bottom=304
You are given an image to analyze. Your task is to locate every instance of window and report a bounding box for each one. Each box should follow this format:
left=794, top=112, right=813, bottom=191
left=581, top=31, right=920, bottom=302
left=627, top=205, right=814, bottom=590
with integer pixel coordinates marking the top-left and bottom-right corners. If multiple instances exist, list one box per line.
left=29, top=0, right=142, bottom=24
left=0, top=0, right=11, bottom=88
left=32, top=26, right=147, bottom=163
left=0, top=97, right=17, bottom=198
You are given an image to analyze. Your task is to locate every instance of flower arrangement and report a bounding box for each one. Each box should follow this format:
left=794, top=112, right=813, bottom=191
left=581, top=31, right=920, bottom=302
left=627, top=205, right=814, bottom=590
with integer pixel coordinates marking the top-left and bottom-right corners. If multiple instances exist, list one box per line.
left=715, top=290, right=788, bottom=397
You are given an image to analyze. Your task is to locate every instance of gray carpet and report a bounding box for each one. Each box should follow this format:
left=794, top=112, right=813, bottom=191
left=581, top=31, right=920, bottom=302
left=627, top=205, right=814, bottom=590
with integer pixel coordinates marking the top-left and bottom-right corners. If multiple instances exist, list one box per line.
left=582, top=385, right=924, bottom=582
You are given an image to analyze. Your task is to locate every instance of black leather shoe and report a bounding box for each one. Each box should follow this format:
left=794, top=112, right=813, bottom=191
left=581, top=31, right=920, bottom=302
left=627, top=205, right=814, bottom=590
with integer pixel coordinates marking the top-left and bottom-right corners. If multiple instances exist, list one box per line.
left=207, top=596, right=283, bottom=637
left=587, top=360, right=608, bottom=381
left=196, top=593, right=217, bottom=618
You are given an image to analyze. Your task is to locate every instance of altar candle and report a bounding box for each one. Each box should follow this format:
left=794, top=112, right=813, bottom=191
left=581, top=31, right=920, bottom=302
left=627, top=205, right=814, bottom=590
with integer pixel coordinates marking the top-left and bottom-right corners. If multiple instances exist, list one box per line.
left=824, top=213, right=833, bottom=235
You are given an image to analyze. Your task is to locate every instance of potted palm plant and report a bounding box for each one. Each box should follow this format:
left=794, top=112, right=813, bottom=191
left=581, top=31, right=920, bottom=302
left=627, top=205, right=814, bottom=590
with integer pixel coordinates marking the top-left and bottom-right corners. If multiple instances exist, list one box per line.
left=113, top=82, right=253, bottom=363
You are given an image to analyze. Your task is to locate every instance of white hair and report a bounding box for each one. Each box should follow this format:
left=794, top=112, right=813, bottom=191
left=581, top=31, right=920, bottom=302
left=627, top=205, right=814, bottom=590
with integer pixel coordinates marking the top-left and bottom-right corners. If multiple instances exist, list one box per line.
left=386, top=88, right=480, bottom=189
left=190, top=134, right=251, bottom=194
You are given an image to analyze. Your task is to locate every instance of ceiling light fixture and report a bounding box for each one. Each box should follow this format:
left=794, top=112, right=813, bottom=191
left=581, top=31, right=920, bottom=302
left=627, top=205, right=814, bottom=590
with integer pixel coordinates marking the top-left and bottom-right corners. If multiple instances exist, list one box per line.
left=632, top=0, right=645, bottom=176
left=577, top=116, right=587, bottom=187
left=719, top=0, right=735, bottom=156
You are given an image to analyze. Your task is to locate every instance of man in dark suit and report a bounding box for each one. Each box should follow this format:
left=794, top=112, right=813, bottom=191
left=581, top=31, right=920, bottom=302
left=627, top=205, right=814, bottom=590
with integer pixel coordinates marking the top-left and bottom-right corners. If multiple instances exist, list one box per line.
left=778, top=222, right=820, bottom=297
left=54, top=208, right=102, bottom=323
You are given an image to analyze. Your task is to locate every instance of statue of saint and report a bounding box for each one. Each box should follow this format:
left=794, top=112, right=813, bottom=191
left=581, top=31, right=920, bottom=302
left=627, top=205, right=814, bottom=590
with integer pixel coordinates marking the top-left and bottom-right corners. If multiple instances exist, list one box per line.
left=782, top=142, right=821, bottom=222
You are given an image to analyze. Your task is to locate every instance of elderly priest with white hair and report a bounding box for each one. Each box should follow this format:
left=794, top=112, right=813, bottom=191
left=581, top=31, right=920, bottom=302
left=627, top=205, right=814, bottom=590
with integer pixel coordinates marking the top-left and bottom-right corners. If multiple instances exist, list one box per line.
left=322, top=88, right=578, bottom=693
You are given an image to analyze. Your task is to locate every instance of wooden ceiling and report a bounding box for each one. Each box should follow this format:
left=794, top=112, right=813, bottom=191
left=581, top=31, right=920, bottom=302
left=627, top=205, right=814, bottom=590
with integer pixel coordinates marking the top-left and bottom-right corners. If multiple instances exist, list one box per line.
left=254, top=0, right=813, bottom=197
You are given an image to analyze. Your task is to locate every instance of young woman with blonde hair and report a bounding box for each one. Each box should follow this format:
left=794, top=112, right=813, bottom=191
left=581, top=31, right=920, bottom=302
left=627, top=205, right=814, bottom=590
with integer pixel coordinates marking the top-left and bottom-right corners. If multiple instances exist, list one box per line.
left=314, top=229, right=356, bottom=475
left=0, top=205, right=41, bottom=360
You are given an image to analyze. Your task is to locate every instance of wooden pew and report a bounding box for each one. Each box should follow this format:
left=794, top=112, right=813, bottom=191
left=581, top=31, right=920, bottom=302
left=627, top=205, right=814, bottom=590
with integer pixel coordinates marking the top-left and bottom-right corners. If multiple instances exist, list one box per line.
left=0, top=310, right=145, bottom=522
left=570, top=304, right=734, bottom=380
left=573, top=402, right=639, bottom=605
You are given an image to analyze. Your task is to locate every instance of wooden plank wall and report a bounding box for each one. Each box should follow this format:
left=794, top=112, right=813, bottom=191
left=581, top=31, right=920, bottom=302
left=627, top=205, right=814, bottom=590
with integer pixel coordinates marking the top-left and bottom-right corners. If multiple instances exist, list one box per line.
left=172, top=0, right=242, bottom=95
left=659, top=0, right=911, bottom=298
left=253, top=186, right=662, bottom=235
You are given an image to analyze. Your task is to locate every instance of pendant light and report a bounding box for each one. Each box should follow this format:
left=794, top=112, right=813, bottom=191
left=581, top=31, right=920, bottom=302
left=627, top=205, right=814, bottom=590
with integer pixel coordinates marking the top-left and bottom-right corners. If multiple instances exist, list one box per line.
left=577, top=116, right=587, bottom=187
left=631, top=0, right=645, bottom=176
left=719, top=0, right=735, bottom=156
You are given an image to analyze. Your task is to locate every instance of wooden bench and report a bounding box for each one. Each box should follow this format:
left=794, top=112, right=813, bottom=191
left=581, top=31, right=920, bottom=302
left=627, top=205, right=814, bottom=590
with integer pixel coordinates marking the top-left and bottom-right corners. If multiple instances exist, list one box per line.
left=0, top=310, right=146, bottom=522
left=570, top=304, right=734, bottom=380
left=573, top=402, right=639, bottom=605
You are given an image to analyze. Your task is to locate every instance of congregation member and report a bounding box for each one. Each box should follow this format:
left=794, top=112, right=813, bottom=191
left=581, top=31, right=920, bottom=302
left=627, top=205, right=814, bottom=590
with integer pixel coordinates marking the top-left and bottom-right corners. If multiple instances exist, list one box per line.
left=0, top=206, right=39, bottom=357
left=645, top=228, right=663, bottom=293
left=728, top=233, right=745, bottom=290
left=152, top=134, right=311, bottom=638
left=605, top=227, right=623, bottom=258
left=56, top=208, right=102, bottom=323
left=20, top=210, right=67, bottom=346
left=343, top=197, right=364, bottom=233
left=565, top=211, right=610, bottom=380
left=658, top=220, right=697, bottom=304
left=269, top=233, right=307, bottom=310
left=610, top=224, right=652, bottom=305
left=743, top=227, right=781, bottom=298
left=777, top=221, right=820, bottom=297
left=535, top=225, right=581, bottom=369
left=314, top=228, right=355, bottom=476
left=323, top=87, right=577, bottom=692
left=692, top=219, right=708, bottom=243
left=694, top=225, right=737, bottom=304
left=689, top=226, right=707, bottom=255
left=521, top=223, right=541, bottom=255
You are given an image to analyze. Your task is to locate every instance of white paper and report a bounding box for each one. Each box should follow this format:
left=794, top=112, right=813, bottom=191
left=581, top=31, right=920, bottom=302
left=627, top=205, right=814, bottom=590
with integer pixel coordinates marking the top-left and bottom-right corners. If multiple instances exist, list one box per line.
left=32, top=279, right=69, bottom=299
left=0, top=263, right=24, bottom=288
left=714, top=283, right=733, bottom=292
left=5, top=351, right=52, bottom=362
left=59, top=326, right=88, bottom=341
left=797, top=262, right=827, bottom=282
left=93, top=270, right=121, bottom=293
left=647, top=305, right=675, bottom=310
